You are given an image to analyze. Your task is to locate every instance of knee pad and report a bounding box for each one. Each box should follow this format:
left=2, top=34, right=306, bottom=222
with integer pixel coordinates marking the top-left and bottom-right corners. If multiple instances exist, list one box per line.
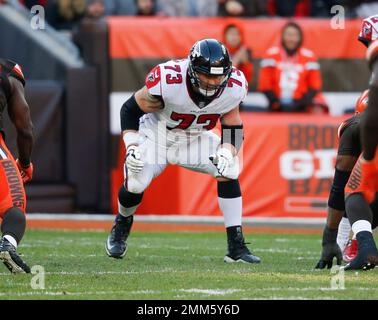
left=217, top=179, right=241, bottom=198
left=118, top=185, right=143, bottom=209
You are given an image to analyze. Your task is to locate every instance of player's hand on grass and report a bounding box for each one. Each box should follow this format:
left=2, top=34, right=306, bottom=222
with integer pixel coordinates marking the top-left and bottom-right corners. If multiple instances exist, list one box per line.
left=315, top=226, right=342, bottom=269
left=16, top=159, right=33, bottom=183
left=315, top=242, right=343, bottom=269
left=126, top=145, right=144, bottom=174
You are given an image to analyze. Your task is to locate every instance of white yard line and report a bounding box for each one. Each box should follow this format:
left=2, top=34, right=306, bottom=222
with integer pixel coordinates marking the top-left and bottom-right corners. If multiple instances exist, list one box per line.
left=178, top=288, right=243, bottom=296
left=0, top=269, right=184, bottom=277
left=0, top=290, right=161, bottom=297
left=1, top=287, right=376, bottom=298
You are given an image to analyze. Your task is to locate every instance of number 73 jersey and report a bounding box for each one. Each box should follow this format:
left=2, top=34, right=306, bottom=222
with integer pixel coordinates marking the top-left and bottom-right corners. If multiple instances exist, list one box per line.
left=141, top=59, right=247, bottom=138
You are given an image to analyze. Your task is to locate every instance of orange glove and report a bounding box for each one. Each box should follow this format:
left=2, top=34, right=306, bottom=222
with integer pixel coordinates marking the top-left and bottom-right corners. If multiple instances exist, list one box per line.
left=16, top=159, right=33, bottom=183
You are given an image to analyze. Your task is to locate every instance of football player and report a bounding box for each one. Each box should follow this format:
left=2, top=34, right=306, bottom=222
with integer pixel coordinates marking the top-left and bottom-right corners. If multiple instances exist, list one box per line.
left=315, top=16, right=378, bottom=270
left=0, top=58, right=34, bottom=273
left=337, top=91, right=368, bottom=262
left=343, top=15, right=378, bottom=270
left=315, top=90, right=378, bottom=269
left=105, top=39, right=261, bottom=264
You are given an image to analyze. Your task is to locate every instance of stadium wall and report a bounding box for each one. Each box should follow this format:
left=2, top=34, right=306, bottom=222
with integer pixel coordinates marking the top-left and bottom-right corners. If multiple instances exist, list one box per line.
left=108, top=17, right=370, bottom=93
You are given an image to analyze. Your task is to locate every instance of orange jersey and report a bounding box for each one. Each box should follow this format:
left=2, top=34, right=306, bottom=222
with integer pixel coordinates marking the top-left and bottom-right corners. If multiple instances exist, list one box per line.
left=258, top=46, right=322, bottom=101
left=0, top=134, right=26, bottom=217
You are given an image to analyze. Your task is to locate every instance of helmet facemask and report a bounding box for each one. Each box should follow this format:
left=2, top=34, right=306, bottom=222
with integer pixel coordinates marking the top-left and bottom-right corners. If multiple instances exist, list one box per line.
left=188, top=63, right=231, bottom=98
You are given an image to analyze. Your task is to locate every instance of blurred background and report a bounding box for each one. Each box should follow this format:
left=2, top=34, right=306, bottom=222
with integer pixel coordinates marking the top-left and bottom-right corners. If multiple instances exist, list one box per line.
left=0, top=0, right=374, bottom=220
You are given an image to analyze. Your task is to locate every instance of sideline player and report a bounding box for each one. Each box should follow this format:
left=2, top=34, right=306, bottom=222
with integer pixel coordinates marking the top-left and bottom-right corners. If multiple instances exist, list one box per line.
left=105, top=39, right=261, bottom=264
left=0, top=58, right=34, bottom=273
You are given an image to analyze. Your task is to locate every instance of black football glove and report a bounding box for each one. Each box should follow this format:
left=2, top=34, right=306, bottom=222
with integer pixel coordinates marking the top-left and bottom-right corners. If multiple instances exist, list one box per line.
left=315, top=226, right=343, bottom=269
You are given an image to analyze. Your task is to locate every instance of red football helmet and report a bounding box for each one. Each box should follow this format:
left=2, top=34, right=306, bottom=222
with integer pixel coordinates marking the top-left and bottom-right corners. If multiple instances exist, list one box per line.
left=359, top=15, right=378, bottom=47
left=355, top=89, right=369, bottom=114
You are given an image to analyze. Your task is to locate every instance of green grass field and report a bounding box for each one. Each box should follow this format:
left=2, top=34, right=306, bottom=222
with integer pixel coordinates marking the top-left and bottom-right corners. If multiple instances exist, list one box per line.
left=0, top=229, right=377, bottom=300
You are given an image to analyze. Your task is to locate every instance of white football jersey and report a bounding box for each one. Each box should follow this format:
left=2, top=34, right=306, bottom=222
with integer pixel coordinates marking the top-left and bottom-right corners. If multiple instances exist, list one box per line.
left=140, top=59, right=247, bottom=142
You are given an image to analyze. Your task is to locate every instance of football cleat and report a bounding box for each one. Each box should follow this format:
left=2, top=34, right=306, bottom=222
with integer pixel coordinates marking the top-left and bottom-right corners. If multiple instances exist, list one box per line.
left=343, top=239, right=358, bottom=263
left=224, top=227, right=261, bottom=264
left=344, top=231, right=378, bottom=271
left=105, top=214, right=133, bottom=259
left=0, top=237, right=30, bottom=274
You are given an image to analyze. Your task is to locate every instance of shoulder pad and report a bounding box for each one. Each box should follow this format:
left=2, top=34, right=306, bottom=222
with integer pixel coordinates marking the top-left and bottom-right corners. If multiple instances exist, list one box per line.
left=0, top=59, right=25, bottom=86
left=228, top=67, right=247, bottom=102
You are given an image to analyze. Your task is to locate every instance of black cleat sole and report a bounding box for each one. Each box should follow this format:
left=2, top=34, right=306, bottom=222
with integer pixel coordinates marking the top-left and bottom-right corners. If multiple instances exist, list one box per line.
left=361, top=254, right=378, bottom=271
left=344, top=254, right=378, bottom=271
